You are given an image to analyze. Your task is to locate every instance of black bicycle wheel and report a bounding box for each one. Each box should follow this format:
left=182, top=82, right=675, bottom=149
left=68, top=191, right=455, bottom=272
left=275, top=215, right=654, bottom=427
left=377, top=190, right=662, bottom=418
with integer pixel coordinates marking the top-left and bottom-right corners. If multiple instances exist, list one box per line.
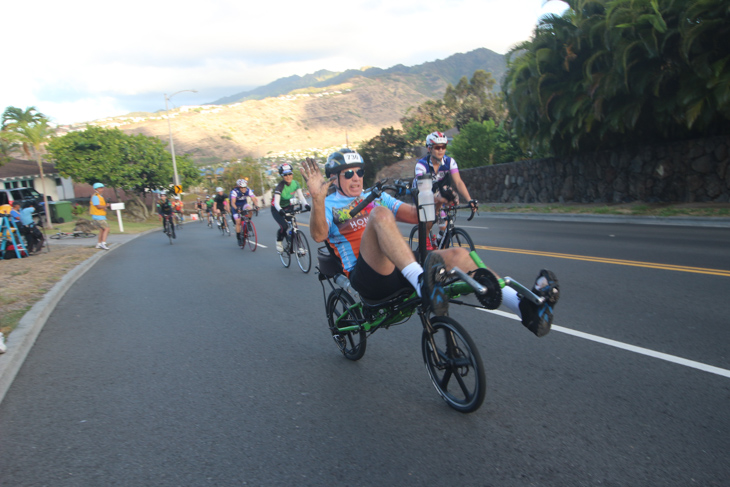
left=408, top=225, right=419, bottom=253
left=421, top=317, right=485, bottom=413
left=50, top=233, right=64, bottom=240
left=279, top=240, right=291, bottom=267
left=326, top=289, right=366, bottom=361
left=247, top=221, right=257, bottom=251
left=446, top=228, right=475, bottom=252
left=164, top=219, right=173, bottom=245
left=78, top=232, right=96, bottom=238
left=294, top=230, right=311, bottom=273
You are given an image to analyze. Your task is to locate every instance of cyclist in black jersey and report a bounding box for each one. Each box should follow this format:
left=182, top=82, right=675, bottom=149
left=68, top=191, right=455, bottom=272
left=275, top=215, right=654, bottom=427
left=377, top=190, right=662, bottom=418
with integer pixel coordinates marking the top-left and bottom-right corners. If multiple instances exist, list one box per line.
left=157, top=193, right=175, bottom=237
left=213, top=187, right=228, bottom=216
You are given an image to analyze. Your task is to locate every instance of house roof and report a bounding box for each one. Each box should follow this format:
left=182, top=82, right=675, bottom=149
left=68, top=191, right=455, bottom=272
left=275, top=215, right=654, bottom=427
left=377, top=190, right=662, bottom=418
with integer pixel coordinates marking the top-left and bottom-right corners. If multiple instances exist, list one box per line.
left=0, top=158, right=59, bottom=181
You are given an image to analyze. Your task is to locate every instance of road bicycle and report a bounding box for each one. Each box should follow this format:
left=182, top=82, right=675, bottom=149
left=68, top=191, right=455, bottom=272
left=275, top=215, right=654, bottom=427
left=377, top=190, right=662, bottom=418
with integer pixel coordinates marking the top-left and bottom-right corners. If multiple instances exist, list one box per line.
left=49, top=230, right=96, bottom=239
left=408, top=203, right=476, bottom=252
left=279, top=204, right=311, bottom=273
left=162, top=214, right=176, bottom=245
left=316, top=179, right=544, bottom=413
left=239, top=208, right=258, bottom=251
left=217, top=212, right=231, bottom=236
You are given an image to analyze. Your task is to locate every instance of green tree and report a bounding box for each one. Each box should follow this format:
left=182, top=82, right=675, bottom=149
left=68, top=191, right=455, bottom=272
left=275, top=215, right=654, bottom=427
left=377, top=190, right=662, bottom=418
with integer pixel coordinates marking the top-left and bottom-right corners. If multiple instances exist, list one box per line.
left=357, top=127, right=412, bottom=185
left=2, top=107, right=55, bottom=227
left=449, top=120, right=525, bottom=168
left=219, top=157, right=269, bottom=197
left=48, top=126, right=200, bottom=214
left=399, top=100, right=453, bottom=145
left=0, top=131, right=20, bottom=166
left=502, top=0, right=730, bottom=156
left=444, top=70, right=503, bottom=129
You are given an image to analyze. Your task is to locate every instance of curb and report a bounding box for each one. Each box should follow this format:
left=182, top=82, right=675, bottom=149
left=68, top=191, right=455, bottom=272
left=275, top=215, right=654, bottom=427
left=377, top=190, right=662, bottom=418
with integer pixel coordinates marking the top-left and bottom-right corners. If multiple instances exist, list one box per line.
left=0, top=228, right=158, bottom=404
left=476, top=212, right=730, bottom=228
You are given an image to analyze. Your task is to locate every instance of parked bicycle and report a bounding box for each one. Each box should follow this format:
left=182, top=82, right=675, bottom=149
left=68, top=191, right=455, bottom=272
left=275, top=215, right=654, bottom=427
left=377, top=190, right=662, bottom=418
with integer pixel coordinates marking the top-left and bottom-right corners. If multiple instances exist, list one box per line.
left=409, top=203, right=476, bottom=252
left=239, top=207, right=258, bottom=251
left=278, top=204, right=311, bottom=273
left=49, top=230, right=96, bottom=239
left=162, top=214, right=176, bottom=245
left=316, top=179, right=544, bottom=413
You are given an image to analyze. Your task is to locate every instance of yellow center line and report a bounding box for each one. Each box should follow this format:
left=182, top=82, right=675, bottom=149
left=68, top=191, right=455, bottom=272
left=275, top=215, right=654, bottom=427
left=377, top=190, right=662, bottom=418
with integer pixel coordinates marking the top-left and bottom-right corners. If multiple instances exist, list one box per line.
left=475, top=245, right=730, bottom=277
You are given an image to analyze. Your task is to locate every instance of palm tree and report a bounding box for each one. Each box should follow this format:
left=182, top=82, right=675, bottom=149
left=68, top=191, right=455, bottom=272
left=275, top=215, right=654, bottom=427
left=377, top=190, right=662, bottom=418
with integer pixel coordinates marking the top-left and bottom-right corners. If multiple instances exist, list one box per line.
left=4, top=111, right=56, bottom=228
left=0, top=132, right=20, bottom=166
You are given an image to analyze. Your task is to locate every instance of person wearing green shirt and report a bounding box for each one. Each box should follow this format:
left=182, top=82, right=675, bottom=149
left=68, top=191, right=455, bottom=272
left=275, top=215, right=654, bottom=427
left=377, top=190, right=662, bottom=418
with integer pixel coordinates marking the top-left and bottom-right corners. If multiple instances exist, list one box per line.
left=271, top=163, right=309, bottom=253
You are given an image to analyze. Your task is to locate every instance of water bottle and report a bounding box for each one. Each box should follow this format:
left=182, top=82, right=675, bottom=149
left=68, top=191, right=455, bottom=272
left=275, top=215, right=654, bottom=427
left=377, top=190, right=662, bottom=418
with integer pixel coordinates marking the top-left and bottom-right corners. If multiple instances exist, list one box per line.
left=334, top=274, right=360, bottom=300
left=416, top=175, right=435, bottom=222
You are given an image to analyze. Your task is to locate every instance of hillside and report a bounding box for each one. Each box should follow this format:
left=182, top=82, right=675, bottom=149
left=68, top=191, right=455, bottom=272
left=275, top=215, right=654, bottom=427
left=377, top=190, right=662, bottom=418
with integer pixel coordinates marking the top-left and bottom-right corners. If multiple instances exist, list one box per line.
left=212, top=48, right=506, bottom=104
left=83, top=48, right=506, bottom=165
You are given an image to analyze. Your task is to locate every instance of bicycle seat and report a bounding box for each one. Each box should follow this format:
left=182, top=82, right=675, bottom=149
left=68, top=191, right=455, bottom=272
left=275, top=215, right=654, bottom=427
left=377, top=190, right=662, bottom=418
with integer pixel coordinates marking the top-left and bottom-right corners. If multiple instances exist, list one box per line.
left=360, top=288, right=414, bottom=310
left=317, top=244, right=344, bottom=278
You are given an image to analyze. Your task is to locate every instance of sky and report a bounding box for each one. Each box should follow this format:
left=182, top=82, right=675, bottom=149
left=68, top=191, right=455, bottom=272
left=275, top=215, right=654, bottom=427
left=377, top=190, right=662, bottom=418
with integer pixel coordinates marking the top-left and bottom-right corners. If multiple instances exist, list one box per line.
left=1, top=0, right=568, bottom=126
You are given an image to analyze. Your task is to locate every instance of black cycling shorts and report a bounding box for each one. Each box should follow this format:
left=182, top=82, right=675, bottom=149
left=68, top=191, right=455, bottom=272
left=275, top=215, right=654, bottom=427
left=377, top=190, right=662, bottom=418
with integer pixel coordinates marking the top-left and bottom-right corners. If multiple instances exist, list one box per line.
left=349, top=255, right=411, bottom=301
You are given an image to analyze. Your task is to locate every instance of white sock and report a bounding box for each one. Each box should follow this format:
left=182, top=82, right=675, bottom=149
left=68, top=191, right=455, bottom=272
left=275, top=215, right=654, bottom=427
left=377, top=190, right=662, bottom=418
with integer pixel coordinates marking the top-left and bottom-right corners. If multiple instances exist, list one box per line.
left=502, top=286, right=522, bottom=318
left=401, top=262, right=424, bottom=297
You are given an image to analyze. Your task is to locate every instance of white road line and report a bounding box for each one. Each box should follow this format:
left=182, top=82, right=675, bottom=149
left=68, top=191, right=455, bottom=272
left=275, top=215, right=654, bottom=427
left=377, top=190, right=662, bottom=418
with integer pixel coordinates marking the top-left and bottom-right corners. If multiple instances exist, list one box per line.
left=478, top=309, right=730, bottom=378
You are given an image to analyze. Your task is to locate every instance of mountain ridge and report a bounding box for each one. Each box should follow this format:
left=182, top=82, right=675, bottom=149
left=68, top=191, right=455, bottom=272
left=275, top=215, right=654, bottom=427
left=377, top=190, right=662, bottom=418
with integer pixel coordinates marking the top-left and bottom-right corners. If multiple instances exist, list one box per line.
left=210, top=47, right=506, bottom=105
left=87, top=47, right=506, bottom=165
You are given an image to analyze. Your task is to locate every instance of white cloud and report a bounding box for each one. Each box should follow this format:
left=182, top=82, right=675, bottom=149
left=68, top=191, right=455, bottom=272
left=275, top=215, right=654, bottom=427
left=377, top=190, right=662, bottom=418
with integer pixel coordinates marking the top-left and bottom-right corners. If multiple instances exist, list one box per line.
left=1, top=0, right=568, bottom=124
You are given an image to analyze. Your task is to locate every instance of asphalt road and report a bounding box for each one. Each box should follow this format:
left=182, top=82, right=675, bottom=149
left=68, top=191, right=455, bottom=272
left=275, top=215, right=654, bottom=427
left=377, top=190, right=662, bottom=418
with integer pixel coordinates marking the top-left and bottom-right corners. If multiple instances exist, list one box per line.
left=1, top=213, right=729, bottom=486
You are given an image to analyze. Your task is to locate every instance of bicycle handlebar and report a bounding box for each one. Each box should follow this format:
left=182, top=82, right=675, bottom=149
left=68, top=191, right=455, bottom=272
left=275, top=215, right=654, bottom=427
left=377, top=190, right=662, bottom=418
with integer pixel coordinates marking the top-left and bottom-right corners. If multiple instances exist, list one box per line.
left=284, top=204, right=310, bottom=217
left=349, top=179, right=410, bottom=218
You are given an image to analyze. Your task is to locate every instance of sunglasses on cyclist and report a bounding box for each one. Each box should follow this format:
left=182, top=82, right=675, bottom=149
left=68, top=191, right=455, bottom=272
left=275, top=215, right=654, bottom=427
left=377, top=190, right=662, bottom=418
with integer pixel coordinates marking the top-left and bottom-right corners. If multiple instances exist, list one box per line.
left=342, top=168, right=364, bottom=179
left=432, top=144, right=447, bottom=150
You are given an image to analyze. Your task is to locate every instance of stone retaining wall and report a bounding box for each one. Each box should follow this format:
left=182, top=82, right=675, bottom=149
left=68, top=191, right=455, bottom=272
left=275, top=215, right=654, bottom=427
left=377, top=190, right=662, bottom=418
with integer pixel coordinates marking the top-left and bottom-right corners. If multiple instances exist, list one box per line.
left=461, top=135, right=730, bottom=204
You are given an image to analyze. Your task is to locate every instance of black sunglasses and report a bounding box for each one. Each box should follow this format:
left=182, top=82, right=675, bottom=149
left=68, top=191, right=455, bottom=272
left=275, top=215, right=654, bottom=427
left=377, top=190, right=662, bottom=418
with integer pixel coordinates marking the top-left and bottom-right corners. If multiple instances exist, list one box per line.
left=342, top=168, right=364, bottom=179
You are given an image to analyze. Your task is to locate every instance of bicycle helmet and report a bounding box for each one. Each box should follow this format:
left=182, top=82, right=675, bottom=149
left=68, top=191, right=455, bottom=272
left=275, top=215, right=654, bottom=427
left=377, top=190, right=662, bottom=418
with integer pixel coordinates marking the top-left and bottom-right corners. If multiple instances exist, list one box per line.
left=216, top=187, right=224, bottom=192
left=237, top=178, right=247, bottom=188
left=325, top=148, right=364, bottom=178
left=426, top=131, right=448, bottom=149
left=279, top=163, right=293, bottom=176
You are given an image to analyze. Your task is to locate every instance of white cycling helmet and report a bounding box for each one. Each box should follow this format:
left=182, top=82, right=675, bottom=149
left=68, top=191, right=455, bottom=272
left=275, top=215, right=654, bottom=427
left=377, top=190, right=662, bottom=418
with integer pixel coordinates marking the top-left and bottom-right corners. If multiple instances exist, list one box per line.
left=237, top=178, right=247, bottom=188
left=426, top=131, right=448, bottom=149
left=216, top=187, right=224, bottom=192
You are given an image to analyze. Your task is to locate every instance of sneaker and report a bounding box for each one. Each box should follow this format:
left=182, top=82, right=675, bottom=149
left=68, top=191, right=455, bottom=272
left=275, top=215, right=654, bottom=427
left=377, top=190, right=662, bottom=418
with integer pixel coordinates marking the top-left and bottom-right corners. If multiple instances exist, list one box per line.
left=519, top=269, right=560, bottom=337
left=275, top=240, right=284, bottom=253
left=419, top=252, right=449, bottom=316
left=100, top=243, right=110, bottom=250
left=0, top=332, right=7, bottom=354
left=95, top=243, right=104, bottom=249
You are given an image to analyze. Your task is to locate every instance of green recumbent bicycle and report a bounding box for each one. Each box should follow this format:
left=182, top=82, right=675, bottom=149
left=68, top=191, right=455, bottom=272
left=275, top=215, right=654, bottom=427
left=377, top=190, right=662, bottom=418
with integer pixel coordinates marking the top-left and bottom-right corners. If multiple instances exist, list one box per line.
left=316, top=178, right=546, bottom=413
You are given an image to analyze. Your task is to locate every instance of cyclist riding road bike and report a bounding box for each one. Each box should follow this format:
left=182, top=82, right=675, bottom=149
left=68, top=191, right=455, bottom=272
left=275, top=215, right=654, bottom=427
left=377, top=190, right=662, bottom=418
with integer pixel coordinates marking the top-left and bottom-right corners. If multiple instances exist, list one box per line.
left=415, top=131, right=478, bottom=250
left=272, top=163, right=309, bottom=253
left=157, top=193, right=175, bottom=238
left=230, top=178, right=259, bottom=247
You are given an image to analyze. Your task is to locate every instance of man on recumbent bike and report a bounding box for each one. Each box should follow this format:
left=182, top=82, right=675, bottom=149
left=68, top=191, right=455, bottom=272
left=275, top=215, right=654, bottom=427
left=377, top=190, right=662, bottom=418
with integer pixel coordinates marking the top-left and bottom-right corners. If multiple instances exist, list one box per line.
left=301, top=149, right=560, bottom=337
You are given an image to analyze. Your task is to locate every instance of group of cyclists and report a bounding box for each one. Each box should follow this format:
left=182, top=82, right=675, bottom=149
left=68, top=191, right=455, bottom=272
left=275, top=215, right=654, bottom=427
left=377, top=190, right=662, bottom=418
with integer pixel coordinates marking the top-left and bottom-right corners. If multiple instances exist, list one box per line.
left=155, top=131, right=560, bottom=338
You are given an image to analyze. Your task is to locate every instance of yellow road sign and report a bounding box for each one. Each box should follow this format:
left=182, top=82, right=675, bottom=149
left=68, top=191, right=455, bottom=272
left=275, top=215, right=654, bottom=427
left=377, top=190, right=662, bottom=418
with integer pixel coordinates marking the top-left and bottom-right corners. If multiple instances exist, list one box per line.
left=174, top=185, right=183, bottom=194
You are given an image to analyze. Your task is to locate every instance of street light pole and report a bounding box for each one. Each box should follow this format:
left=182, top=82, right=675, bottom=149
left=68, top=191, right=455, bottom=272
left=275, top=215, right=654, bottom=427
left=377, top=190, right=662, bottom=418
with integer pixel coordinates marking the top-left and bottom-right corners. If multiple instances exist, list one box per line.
left=164, top=89, right=197, bottom=187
